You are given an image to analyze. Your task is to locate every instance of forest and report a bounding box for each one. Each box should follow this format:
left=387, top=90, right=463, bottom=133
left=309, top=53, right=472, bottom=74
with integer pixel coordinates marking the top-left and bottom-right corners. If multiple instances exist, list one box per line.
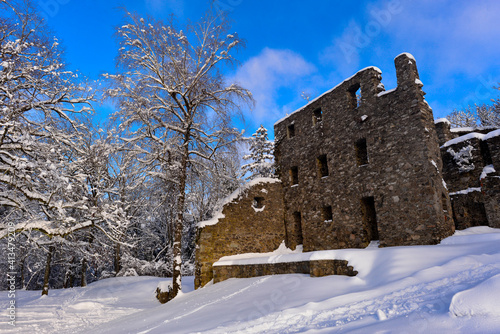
left=0, top=0, right=274, bottom=301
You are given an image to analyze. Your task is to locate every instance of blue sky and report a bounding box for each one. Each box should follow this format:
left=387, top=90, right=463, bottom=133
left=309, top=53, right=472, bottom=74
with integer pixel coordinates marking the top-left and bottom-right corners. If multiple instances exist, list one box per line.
left=39, top=0, right=500, bottom=137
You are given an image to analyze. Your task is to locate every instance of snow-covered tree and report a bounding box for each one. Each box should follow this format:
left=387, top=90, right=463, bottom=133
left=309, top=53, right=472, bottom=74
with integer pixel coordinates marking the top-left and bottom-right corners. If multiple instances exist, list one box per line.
left=447, top=87, right=500, bottom=128
left=0, top=0, right=96, bottom=295
left=241, top=125, right=275, bottom=180
left=106, top=8, right=252, bottom=301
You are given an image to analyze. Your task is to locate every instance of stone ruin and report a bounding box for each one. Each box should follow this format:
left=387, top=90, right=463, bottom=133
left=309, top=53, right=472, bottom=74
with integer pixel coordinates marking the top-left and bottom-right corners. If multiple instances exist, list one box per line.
left=436, top=121, right=500, bottom=230
left=194, top=53, right=500, bottom=289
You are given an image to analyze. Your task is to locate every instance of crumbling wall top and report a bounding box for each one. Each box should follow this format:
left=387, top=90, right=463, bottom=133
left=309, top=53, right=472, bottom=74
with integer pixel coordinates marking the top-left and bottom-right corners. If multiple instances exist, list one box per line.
left=274, top=66, right=382, bottom=126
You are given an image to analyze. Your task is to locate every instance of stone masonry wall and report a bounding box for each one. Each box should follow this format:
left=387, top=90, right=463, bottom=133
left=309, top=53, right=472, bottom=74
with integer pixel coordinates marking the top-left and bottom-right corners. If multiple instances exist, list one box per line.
left=483, top=133, right=500, bottom=227
left=439, top=130, right=500, bottom=229
left=213, top=259, right=357, bottom=284
left=195, top=179, right=285, bottom=289
left=274, top=53, right=454, bottom=252
left=441, top=137, right=487, bottom=193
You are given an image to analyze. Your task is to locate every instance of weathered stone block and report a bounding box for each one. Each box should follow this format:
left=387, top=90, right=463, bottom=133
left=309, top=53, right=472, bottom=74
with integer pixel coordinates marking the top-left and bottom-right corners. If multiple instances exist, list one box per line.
left=213, top=259, right=357, bottom=284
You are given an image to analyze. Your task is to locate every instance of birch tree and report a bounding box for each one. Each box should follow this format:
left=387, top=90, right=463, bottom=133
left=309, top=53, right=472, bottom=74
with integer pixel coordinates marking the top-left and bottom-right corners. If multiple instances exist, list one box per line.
left=107, top=9, right=252, bottom=301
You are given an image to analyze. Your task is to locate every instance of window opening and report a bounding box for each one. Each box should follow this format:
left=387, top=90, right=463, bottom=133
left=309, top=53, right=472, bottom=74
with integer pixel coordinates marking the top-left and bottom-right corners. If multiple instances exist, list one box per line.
left=322, top=205, right=333, bottom=222
left=253, top=197, right=264, bottom=209
left=355, top=138, right=368, bottom=166
left=479, top=140, right=493, bottom=165
left=361, top=196, right=378, bottom=240
left=290, top=166, right=299, bottom=186
left=317, top=154, right=329, bottom=177
left=292, top=211, right=303, bottom=245
left=287, top=124, right=295, bottom=138
left=441, top=193, right=448, bottom=213
left=313, top=108, right=323, bottom=125
left=347, top=83, right=361, bottom=109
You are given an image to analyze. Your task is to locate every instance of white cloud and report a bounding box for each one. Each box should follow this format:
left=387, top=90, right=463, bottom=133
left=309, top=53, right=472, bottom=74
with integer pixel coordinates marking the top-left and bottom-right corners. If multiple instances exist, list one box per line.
left=230, top=48, right=317, bottom=127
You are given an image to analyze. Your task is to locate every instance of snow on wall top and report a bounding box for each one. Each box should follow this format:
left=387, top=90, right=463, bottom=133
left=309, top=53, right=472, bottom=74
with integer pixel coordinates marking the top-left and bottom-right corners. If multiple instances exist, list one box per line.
left=213, top=241, right=356, bottom=267
left=274, top=66, right=382, bottom=126
left=395, top=52, right=416, bottom=61
left=484, top=129, right=500, bottom=141
left=197, top=177, right=280, bottom=228
left=434, top=118, right=450, bottom=125
left=376, top=87, right=396, bottom=97
left=442, top=128, right=500, bottom=148
left=451, top=126, right=498, bottom=133
left=441, top=132, right=485, bottom=148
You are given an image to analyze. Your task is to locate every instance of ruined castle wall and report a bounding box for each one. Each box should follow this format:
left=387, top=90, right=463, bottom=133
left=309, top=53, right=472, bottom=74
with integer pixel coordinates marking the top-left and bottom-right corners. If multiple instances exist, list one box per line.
left=441, top=137, right=487, bottom=193
left=440, top=129, right=500, bottom=229
left=274, top=54, right=454, bottom=251
left=483, top=132, right=500, bottom=227
left=435, top=119, right=454, bottom=146
left=195, top=179, right=285, bottom=289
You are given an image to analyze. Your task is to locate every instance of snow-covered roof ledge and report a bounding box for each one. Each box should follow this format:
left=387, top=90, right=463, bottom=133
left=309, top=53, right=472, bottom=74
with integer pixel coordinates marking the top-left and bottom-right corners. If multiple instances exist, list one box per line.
left=442, top=128, right=500, bottom=148
left=450, top=126, right=498, bottom=133
left=197, top=177, right=280, bottom=229
left=484, top=129, right=500, bottom=141
left=441, top=132, right=485, bottom=148
left=434, top=118, right=450, bottom=125
left=274, top=66, right=382, bottom=126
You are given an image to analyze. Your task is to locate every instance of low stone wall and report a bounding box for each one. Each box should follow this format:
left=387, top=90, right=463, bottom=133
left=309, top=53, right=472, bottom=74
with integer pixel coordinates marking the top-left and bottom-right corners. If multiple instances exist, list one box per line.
left=213, top=259, right=357, bottom=284
left=450, top=191, right=488, bottom=230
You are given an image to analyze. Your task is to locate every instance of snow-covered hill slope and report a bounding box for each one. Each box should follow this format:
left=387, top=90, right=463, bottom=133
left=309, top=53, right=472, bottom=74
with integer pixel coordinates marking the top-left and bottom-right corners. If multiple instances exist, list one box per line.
left=2, top=227, right=500, bottom=333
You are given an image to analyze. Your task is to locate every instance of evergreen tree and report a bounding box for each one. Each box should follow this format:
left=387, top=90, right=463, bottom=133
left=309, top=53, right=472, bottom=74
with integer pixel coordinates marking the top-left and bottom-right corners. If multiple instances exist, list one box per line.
left=242, top=125, right=275, bottom=180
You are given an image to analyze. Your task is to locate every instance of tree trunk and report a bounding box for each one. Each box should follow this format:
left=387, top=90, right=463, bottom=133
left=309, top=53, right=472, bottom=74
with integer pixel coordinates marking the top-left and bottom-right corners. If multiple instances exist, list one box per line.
left=81, top=258, right=87, bottom=287
left=161, top=136, right=190, bottom=303
left=173, top=143, right=189, bottom=297
left=63, top=257, right=75, bottom=289
left=41, top=245, right=54, bottom=296
left=114, top=242, right=121, bottom=275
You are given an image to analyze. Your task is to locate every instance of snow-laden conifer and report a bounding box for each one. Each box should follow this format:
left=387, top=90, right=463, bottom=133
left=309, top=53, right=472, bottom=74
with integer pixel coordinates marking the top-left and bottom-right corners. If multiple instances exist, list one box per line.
left=241, top=125, right=275, bottom=180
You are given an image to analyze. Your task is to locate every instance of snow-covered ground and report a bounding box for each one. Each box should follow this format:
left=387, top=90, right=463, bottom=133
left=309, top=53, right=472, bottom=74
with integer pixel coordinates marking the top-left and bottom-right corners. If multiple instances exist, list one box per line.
left=2, top=227, right=500, bottom=333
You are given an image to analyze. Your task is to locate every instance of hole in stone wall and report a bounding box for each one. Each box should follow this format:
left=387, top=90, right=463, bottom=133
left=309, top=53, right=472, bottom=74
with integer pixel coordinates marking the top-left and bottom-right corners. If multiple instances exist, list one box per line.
left=317, top=154, right=329, bottom=177
left=253, top=197, right=264, bottom=209
left=287, top=124, right=295, bottom=138
left=361, top=196, right=378, bottom=240
left=347, top=83, right=361, bottom=109
left=293, top=211, right=303, bottom=245
left=479, top=140, right=493, bottom=165
left=312, top=108, right=322, bottom=125
left=290, top=166, right=299, bottom=186
left=355, top=138, right=369, bottom=166
left=322, top=205, right=333, bottom=222
left=442, top=193, right=448, bottom=213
